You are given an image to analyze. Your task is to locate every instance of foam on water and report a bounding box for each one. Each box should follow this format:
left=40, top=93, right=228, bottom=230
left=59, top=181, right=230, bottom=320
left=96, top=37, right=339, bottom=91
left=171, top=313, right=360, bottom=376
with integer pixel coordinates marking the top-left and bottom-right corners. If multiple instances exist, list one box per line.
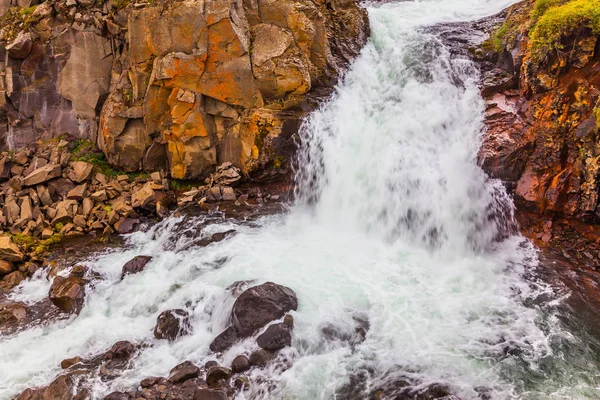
left=2, top=0, right=600, bottom=399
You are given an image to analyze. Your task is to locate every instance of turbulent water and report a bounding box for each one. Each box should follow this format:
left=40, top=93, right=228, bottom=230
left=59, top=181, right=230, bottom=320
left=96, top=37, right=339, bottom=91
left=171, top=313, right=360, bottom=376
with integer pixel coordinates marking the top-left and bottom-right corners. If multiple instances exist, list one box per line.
left=2, top=0, right=600, bottom=399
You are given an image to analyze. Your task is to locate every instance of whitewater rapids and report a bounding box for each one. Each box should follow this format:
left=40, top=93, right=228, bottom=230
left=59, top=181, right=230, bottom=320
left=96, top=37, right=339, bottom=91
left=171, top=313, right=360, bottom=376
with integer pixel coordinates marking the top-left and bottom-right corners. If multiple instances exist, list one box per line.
left=2, top=0, right=600, bottom=399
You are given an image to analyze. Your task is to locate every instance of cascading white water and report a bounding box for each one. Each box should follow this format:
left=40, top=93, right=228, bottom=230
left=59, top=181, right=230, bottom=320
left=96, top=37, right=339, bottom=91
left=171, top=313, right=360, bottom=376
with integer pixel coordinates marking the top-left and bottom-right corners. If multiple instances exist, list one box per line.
left=2, top=1, right=600, bottom=399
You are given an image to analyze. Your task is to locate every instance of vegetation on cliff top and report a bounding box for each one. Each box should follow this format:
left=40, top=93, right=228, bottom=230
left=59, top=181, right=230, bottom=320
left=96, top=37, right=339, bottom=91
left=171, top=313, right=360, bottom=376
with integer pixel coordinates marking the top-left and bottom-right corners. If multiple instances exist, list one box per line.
left=491, top=0, right=600, bottom=60
left=529, top=0, right=600, bottom=59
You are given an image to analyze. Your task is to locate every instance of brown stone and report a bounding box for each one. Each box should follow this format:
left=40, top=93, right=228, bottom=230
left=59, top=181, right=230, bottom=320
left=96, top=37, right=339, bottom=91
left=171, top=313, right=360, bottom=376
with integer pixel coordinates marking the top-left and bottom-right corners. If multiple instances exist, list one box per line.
left=0, top=237, right=24, bottom=262
left=0, top=260, right=14, bottom=276
left=121, top=255, right=152, bottom=279
left=49, top=276, right=86, bottom=313
left=205, top=365, right=231, bottom=387
left=153, top=309, right=191, bottom=341
left=60, top=356, right=82, bottom=369
left=23, top=164, right=62, bottom=187
left=168, top=360, right=200, bottom=383
left=68, top=162, right=94, bottom=183
left=67, top=184, right=87, bottom=201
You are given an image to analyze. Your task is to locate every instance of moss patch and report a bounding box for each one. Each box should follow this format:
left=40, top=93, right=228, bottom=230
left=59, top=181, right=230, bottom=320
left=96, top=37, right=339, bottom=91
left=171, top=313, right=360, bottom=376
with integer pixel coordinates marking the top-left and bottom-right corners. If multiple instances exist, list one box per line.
left=529, top=0, right=600, bottom=59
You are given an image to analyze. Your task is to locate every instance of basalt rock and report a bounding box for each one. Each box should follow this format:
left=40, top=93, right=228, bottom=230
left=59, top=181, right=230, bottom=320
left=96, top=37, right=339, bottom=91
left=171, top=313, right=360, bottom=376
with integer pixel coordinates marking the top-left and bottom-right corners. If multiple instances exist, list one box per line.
left=153, top=308, right=192, bottom=341
left=48, top=275, right=86, bottom=313
left=210, top=282, right=297, bottom=352
left=475, top=1, right=600, bottom=258
left=256, top=322, right=292, bottom=351
left=0, top=0, right=368, bottom=181
left=121, top=255, right=152, bottom=279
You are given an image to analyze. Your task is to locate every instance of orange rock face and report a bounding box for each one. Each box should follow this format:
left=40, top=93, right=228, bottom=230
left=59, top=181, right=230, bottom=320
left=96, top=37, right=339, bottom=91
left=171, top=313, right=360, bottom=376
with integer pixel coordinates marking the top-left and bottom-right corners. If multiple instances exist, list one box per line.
left=479, top=1, right=600, bottom=223
left=98, top=0, right=369, bottom=179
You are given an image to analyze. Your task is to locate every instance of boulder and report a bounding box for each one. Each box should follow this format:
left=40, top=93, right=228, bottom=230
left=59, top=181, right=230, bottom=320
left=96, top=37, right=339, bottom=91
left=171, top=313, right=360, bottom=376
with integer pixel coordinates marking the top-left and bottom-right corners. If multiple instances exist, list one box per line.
left=0, top=237, right=24, bottom=262
left=114, top=218, right=139, bottom=234
left=205, top=366, right=231, bottom=387
left=40, top=375, right=74, bottom=400
left=0, top=260, right=14, bottom=275
left=23, top=164, right=62, bottom=187
left=249, top=349, right=274, bottom=367
left=209, top=325, right=240, bottom=353
left=67, top=184, right=87, bottom=200
left=6, top=31, right=33, bottom=59
left=121, top=255, right=152, bottom=279
left=230, top=355, right=250, bottom=373
left=49, top=276, right=86, bottom=313
left=256, top=323, right=292, bottom=351
left=0, top=302, right=27, bottom=332
left=153, top=309, right=191, bottom=341
left=68, top=161, right=94, bottom=183
left=232, top=282, right=298, bottom=335
left=194, top=388, right=227, bottom=400
left=103, top=340, right=136, bottom=370
left=168, top=361, right=200, bottom=383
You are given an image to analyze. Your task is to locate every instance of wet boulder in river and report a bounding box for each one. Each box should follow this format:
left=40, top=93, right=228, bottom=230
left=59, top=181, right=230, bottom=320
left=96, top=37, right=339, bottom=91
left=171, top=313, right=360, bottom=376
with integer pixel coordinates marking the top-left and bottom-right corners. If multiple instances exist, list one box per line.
left=256, top=323, right=292, bottom=351
left=121, top=255, right=153, bottom=279
left=168, top=361, right=200, bottom=383
left=230, top=355, right=250, bottom=373
left=232, top=282, right=298, bottom=335
left=49, top=276, right=86, bottom=313
left=154, top=309, right=192, bottom=341
left=210, top=282, right=297, bottom=352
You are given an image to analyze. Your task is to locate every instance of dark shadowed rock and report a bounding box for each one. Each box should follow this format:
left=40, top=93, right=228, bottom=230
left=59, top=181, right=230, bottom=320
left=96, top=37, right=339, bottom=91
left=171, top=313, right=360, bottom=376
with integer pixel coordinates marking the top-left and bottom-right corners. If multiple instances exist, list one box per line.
left=209, top=325, right=240, bottom=353
left=168, top=361, right=200, bottom=383
left=232, top=282, right=298, bottom=335
left=205, top=365, right=232, bottom=387
left=256, top=323, right=292, bottom=351
left=154, top=309, right=191, bottom=341
left=231, top=355, right=250, bottom=373
left=49, top=276, right=86, bottom=313
left=121, top=255, right=152, bottom=279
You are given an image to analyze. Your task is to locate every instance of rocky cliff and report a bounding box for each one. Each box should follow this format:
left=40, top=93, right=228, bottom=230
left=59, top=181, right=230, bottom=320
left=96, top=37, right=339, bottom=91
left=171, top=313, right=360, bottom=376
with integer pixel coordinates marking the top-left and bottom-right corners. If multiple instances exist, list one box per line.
left=0, top=0, right=369, bottom=179
left=479, top=0, right=600, bottom=261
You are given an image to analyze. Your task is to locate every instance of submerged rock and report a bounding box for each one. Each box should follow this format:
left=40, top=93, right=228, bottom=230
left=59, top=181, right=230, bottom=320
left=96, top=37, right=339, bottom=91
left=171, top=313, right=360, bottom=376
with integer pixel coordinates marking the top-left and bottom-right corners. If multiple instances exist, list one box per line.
left=121, top=255, right=153, bottom=279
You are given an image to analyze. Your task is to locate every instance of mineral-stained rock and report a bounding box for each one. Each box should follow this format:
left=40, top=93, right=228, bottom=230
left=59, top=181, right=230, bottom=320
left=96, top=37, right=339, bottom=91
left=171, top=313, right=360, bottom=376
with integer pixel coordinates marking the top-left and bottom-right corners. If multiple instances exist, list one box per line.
left=121, top=255, right=152, bottom=279
left=154, top=309, right=192, bottom=341
left=49, top=276, right=86, bottom=313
